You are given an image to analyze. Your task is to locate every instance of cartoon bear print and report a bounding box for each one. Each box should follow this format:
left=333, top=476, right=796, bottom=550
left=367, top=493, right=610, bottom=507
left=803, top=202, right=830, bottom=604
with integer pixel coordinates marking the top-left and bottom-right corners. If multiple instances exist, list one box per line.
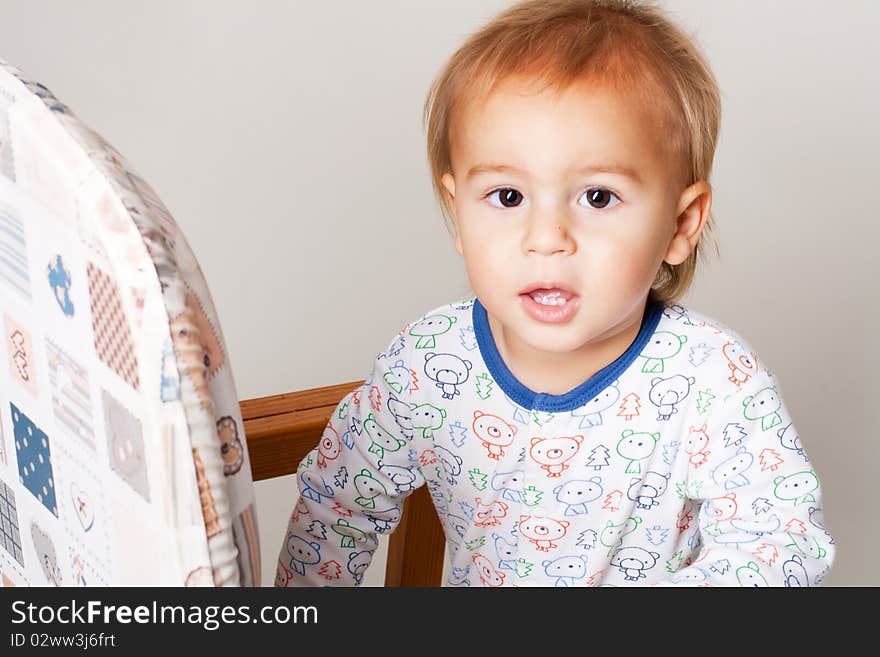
left=472, top=552, right=505, bottom=587
left=492, top=532, right=518, bottom=571
left=411, top=403, right=447, bottom=440
left=383, top=360, right=412, bottom=396
left=627, top=471, right=670, bottom=510
left=610, top=546, right=659, bottom=581
left=542, top=554, right=588, bottom=587
left=409, top=314, right=456, bottom=349
left=736, top=561, right=769, bottom=587
left=491, top=469, right=524, bottom=503
left=275, top=561, right=294, bottom=587
left=365, top=506, right=401, bottom=533
left=317, top=423, right=342, bottom=469
left=529, top=435, right=584, bottom=477
left=376, top=459, right=419, bottom=494
left=364, top=413, right=406, bottom=460
left=600, top=516, right=643, bottom=557
left=353, top=469, right=387, bottom=510
left=722, top=339, right=759, bottom=391
left=474, top=497, right=509, bottom=526
left=286, top=535, right=321, bottom=576
left=669, top=566, right=710, bottom=585
left=570, top=381, right=621, bottom=429
left=386, top=393, right=414, bottom=440
left=472, top=410, right=517, bottom=460
left=640, top=331, right=687, bottom=373
left=347, top=551, right=372, bottom=585
left=423, top=352, right=472, bottom=400
left=772, top=470, right=819, bottom=505
left=616, top=429, right=659, bottom=474
left=519, top=515, right=569, bottom=551
left=742, top=386, right=783, bottom=432
left=648, top=375, right=696, bottom=421
left=298, top=470, right=334, bottom=504
left=684, top=423, right=711, bottom=468
left=710, top=446, right=755, bottom=490
left=777, top=422, right=807, bottom=462
left=782, top=554, right=810, bottom=587
left=216, top=415, right=244, bottom=475
left=435, top=445, right=463, bottom=486
left=785, top=532, right=828, bottom=561
left=553, top=478, right=603, bottom=516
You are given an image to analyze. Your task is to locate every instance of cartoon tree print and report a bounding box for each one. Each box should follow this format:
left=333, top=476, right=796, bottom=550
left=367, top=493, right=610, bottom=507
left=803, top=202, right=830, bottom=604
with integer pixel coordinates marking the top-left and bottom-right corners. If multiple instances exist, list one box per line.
left=662, top=441, right=681, bottom=465
left=753, top=542, right=779, bottom=566
left=759, top=448, right=784, bottom=472
left=576, top=529, right=598, bottom=551
left=448, top=420, right=468, bottom=447
left=468, top=468, right=488, bottom=491
left=752, top=498, right=773, bottom=515
left=587, top=445, right=611, bottom=470
left=601, top=490, right=623, bottom=512
left=688, top=342, right=713, bottom=367
left=586, top=569, right=606, bottom=587
left=708, top=559, right=731, bottom=576
left=665, top=550, right=685, bottom=573
left=459, top=325, right=477, bottom=351
left=306, top=519, right=327, bottom=540
left=475, top=373, right=494, bottom=400
left=696, top=388, right=716, bottom=415
left=531, top=410, right=554, bottom=427
left=723, top=422, right=747, bottom=448
left=319, top=561, right=342, bottom=581
left=465, top=536, right=486, bottom=551
left=617, top=393, right=641, bottom=421
left=646, top=525, right=669, bottom=546
left=515, top=558, right=534, bottom=578
left=784, top=519, right=807, bottom=535
left=522, top=485, right=543, bottom=507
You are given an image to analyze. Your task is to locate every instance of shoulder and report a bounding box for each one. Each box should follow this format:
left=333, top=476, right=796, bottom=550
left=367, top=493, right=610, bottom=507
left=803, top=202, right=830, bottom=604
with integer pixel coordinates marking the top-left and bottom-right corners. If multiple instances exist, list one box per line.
left=376, top=295, right=476, bottom=360
left=656, top=301, right=761, bottom=357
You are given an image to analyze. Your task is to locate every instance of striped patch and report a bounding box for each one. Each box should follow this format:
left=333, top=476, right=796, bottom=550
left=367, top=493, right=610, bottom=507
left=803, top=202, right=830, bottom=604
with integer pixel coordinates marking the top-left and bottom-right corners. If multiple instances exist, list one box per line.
left=46, top=338, right=95, bottom=450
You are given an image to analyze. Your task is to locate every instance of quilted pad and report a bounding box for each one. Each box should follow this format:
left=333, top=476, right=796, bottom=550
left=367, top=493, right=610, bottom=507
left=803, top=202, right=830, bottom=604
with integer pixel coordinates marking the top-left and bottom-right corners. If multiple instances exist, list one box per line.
left=0, top=60, right=260, bottom=586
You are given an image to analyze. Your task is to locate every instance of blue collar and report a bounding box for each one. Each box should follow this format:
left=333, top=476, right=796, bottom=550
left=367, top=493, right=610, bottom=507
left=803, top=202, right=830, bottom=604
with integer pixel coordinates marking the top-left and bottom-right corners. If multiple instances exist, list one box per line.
left=472, top=296, right=664, bottom=412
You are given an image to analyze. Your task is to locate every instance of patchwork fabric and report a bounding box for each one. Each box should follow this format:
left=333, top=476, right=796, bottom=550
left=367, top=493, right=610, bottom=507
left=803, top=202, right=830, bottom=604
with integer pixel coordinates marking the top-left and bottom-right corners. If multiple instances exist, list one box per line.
left=0, top=478, right=23, bottom=566
left=87, top=262, right=140, bottom=391
left=0, top=60, right=259, bottom=585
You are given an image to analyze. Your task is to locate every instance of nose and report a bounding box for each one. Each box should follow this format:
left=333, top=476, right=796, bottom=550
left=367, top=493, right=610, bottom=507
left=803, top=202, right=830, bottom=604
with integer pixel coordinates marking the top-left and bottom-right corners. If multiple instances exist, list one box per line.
left=522, top=207, right=576, bottom=256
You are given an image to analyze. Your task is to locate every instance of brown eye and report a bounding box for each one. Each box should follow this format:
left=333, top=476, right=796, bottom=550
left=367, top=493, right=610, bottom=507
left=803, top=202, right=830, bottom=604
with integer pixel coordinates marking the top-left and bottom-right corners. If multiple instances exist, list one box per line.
left=488, top=188, right=523, bottom=208
left=582, top=188, right=620, bottom=209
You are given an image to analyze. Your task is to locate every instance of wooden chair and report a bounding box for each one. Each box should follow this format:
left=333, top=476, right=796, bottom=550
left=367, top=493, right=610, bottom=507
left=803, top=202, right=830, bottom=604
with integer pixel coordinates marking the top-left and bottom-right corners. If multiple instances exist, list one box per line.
left=240, top=381, right=446, bottom=586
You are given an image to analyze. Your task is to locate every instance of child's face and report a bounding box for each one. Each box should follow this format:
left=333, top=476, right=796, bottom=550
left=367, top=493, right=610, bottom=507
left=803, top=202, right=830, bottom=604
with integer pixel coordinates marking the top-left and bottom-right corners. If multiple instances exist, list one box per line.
left=441, top=76, right=709, bottom=358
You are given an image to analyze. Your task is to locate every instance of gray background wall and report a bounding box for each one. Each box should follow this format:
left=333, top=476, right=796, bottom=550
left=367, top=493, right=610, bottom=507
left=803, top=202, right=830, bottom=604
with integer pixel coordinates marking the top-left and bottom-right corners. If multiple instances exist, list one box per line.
left=1, top=0, right=876, bottom=586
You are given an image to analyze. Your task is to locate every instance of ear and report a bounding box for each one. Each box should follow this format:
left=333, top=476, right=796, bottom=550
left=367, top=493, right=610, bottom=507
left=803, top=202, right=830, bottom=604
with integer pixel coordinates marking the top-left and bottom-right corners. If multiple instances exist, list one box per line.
left=664, top=181, right=712, bottom=266
left=441, top=172, right=463, bottom=256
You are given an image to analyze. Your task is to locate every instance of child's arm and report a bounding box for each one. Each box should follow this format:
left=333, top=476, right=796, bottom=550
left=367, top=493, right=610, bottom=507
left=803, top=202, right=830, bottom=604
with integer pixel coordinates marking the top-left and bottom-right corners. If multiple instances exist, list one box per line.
left=274, top=333, right=425, bottom=587
left=654, top=356, right=835, bottom=587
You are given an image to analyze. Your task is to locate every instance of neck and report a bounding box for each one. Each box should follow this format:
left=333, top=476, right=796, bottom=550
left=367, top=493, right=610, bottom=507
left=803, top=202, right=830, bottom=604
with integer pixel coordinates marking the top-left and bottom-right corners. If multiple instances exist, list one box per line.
left=488, top=298, right=649, bottom=396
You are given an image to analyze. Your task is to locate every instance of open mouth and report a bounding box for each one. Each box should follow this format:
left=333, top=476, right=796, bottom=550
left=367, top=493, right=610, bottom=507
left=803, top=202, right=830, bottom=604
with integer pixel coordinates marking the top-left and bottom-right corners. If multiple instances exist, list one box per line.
left=519, top=283, right=579, bottom=323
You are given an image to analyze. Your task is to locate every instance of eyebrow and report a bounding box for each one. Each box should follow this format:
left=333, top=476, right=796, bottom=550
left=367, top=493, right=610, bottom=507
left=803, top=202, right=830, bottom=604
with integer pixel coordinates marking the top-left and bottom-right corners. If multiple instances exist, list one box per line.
left=466, top=162, right=643, bottom=184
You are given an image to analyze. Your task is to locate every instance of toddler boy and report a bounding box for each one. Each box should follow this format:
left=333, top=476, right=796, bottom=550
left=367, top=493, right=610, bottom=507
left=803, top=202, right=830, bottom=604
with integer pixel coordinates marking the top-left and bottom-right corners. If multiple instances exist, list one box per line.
left=276, top=0, right=834, bottom=587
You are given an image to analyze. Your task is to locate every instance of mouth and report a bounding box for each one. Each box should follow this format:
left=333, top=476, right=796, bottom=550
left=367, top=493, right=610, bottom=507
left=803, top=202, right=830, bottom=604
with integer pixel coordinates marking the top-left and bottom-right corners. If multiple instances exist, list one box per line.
left=518, top=281, right=580, bottom=324
left=519, top=281, right=577, bottom=306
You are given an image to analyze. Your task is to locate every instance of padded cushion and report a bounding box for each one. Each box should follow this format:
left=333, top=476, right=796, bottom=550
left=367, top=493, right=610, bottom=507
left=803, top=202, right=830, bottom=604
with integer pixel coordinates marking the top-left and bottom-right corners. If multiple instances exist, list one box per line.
left=0, top=60, right=259, bottom=586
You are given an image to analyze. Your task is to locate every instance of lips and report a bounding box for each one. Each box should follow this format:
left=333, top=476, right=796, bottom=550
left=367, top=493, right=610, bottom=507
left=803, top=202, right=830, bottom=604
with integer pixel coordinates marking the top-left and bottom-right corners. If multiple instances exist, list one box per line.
left=519, top=282, right=577, bottom=300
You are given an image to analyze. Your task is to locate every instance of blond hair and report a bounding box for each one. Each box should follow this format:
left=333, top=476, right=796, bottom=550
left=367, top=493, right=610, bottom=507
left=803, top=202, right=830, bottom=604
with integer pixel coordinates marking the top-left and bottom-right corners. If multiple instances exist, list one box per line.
left=423, top=0, right=721, bottom=305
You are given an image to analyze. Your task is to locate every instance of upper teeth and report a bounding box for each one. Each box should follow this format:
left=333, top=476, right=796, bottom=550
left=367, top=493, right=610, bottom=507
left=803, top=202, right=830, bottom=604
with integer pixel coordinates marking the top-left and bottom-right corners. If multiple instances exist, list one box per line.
left=531, top=292, right=566, bottom=306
